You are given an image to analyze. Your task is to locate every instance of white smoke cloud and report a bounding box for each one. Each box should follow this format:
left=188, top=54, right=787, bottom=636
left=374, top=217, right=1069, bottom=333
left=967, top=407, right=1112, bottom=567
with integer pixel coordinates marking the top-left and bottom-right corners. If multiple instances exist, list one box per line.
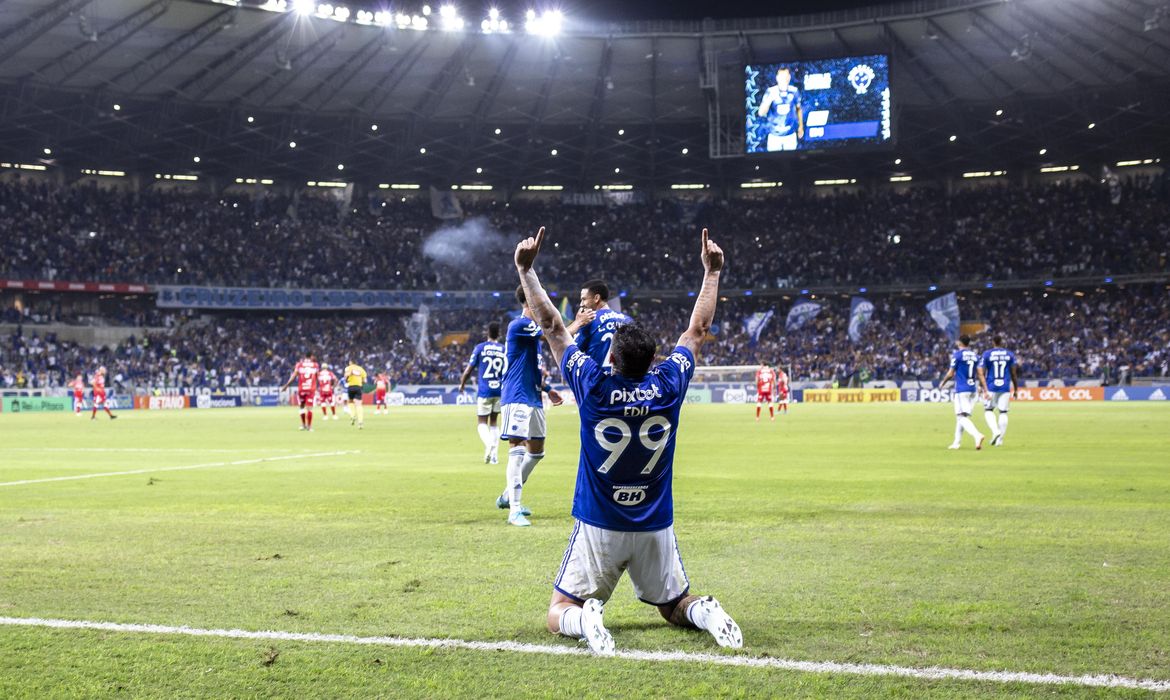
left=422, top=217, right=512, bottom=267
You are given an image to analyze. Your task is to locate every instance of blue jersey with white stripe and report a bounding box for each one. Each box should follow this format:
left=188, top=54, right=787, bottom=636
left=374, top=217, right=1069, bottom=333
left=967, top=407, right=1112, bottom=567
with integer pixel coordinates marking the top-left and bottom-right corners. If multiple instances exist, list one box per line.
left=574, top=307, right=633, bottom=368
left=951, top=348, right=979, bottom=393
left=501, top=317, right=544, bottom=407
left=980, top=347, right=1016, bottom=393
left=561, top=344, right=695, bottom=532
left=467, top=341, right=505, bottom=398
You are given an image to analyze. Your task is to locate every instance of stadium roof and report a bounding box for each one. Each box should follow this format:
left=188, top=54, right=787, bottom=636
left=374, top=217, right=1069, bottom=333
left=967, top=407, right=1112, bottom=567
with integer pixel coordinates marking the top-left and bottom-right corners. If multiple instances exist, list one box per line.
left=1, top=0, right=1169, bottom=189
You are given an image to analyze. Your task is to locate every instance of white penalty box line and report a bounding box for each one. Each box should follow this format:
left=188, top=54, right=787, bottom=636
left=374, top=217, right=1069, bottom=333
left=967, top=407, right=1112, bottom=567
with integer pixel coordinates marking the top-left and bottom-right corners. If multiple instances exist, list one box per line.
left=0, top=617, right=1166, bottom=692
left=0, top=450, right=359, bottom=487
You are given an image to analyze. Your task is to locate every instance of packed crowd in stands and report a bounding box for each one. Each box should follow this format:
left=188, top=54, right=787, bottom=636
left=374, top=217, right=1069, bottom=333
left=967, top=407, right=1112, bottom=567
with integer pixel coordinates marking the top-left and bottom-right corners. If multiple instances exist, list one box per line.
left=3, top=287, right=1166, bottom=391
left=2, top=175, right=1167, bottom=291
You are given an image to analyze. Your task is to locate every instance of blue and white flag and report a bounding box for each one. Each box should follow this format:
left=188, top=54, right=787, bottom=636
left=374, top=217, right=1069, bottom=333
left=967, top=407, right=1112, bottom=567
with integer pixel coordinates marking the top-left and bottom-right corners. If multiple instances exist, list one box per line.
left=743, top=310, right=775, bottom=345
left=926, top=292, right=960, bottom=341
left=785, top=301, right=822, bottom=331
left=848, top=296, right=875, bottom=344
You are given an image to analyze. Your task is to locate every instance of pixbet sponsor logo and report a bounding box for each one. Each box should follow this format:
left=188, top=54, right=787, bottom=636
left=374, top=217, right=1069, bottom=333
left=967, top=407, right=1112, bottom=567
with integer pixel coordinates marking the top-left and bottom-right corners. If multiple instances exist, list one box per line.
left=609, top=385, right=663, bottom=405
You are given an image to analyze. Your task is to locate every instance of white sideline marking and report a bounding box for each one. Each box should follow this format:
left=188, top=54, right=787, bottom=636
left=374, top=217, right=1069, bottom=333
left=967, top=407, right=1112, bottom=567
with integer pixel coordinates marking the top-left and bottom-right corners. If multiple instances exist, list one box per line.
left=0, top=451, right=359, bottom=487
left=3, top=447, right=309, bottom=454
left=0, top=616, right=1166, bottom=692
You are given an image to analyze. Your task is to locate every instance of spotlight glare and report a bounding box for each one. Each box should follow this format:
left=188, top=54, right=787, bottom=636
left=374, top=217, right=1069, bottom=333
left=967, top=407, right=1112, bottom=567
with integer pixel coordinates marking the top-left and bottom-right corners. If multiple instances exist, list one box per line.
left=246, top=116, right=254, bottom=123
left=371, top=124, right=378, bottom=131
left=293, top=0, right=314, bottom=14
left=681, top=147, right=688, bottom=155
left=1039, top=148, right=1047, bottom=155
left=337, top=164, right=344, bottom=170
left=112, top=103, right=121, bottom=111
left=193, top=156, right=201, bottom=163
left=894, top=157, right=902, bottom=165
left=550, top=148, right=558, bottom=156
left=476, top=167, right=483, bottom=174
left=948, top=134, right=957, bottom=142
left=1088, top=122, right=1096, bottom=129
left=489, top=7, right=499, bottom=18
left=289, top=141, right=297, bottom=148
left=995, top=108, right=1003, bottom=116
left=43, top=147, right=52, bottom=155
left=494, top=127, right=501, bottom=135
left=419, top=147, right=427, bottom=154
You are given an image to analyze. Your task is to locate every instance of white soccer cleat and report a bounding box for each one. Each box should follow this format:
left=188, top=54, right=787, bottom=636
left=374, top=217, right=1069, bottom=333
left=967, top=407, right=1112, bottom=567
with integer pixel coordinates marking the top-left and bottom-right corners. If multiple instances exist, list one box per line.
left=579, top=599, right=615, bottom=656
left=692, top=597, right=743, bottom=649
left=947, top=443, right=961, bottom=450
left=975, top=435, right=985, bottom=450
left=992, top=434, right=1003, bottom=446
left=490, top=448, right=499, bottom=465
left=483, top=445, right=492, bottom=464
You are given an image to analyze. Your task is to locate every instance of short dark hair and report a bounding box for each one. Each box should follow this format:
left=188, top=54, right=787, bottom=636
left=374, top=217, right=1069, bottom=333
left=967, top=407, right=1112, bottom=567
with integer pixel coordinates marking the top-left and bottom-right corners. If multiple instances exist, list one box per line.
left=582, top=279, right=609, bottom=302
left=487, top=321, right=501, bottom=340
left=611, top=324, right=657, bottom=380
left=993, top=335, right=1003, bottom=346
left=958, top=334, right=971, bottom=346
left=515, top=285, right=526, bottom=307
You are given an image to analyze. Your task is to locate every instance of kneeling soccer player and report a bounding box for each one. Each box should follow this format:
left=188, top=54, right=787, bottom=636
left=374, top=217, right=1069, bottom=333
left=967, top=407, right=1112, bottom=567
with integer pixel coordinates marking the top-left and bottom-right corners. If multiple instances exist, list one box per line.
left=512, top=225, right=743, bottom=655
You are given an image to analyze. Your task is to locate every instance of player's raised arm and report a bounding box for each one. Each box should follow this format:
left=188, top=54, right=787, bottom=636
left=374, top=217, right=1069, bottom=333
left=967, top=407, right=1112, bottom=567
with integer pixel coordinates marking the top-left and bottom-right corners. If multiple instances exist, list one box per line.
left=677, top=228, right=724, bottom=354
left=515, top=226, right=574, bottom=365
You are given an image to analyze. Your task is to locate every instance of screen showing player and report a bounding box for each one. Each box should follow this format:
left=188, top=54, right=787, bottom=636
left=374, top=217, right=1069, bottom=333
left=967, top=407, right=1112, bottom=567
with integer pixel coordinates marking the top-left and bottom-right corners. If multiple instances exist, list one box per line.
left=745, top=55, right=892, bottom=154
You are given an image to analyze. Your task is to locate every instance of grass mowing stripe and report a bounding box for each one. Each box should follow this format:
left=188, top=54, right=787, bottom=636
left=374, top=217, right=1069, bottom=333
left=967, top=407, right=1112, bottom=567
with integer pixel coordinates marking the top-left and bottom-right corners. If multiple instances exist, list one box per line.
left=1, top=616, right=1166, bottom=692
left=0, top=450, right=359, bottom=487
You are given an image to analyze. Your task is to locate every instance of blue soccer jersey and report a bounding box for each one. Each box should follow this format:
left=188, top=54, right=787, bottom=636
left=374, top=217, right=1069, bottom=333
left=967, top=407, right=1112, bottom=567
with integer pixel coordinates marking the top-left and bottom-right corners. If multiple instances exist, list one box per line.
left=501, top=316, right=544, bottom=407
left=561, top=344, right=695, bottom=532
left=574, top=307, right=633, bottom=368
left=981, top=348, right=1017, bottom=393
left=467, top=340, right=506, bottom=398
left=765, top=84, right=802, bottom=137
left=951, top=348, right=979, bottom=393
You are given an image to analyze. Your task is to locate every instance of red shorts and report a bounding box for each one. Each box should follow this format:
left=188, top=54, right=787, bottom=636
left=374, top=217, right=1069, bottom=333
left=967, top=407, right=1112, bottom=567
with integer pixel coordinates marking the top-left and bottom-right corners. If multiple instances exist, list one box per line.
left=756, top=390, right=772, bottom=403
left=374, top=391, right=387, bottom=405
left=318, top=392, right=334, bottom=405
left=92, top=391, right=107, bottom=406
left=297, top=391, right=314, bottom=404
left=776, top=391, right=789, bottom=402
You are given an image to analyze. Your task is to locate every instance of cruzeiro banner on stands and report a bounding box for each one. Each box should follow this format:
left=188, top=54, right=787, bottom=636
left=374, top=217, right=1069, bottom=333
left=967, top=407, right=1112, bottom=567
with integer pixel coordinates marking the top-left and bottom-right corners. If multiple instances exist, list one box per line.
left=156, top=286, right=511, bottom=311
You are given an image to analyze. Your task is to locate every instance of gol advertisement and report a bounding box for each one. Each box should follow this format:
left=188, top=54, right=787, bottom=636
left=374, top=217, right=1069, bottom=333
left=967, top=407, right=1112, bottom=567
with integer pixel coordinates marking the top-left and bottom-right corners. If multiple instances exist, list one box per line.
left=802, top=389, right=902, bottom=403
left=1011, top=386, right=1103, bottom=401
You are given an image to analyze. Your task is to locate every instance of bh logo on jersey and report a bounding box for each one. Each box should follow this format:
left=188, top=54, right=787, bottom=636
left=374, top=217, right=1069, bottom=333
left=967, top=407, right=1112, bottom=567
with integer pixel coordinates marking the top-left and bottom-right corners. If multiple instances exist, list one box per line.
left=612, top=486, right=648, bottom=506
left=849, top=64, right=875, bottom=94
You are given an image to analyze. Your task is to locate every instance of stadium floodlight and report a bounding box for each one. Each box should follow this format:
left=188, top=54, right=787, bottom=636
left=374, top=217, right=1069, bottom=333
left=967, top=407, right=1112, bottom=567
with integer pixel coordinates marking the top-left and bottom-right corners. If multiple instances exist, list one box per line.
left=617, top=128, right=625, bottom=136
left=1088, top=122, right=1096, bottom=129
left=1040, top=165, right=1079, bottom=173
left=289, top=141, right=296, bottom=148
left=600, top=184, right=633, bottom=190
left=995, top=108, right=1003, bottom=116
left=894, top=157, right=902, bottom=165
left=247, top=116, right=254, bottom=123
left=670, top=184, right=706, bottom=190
left=476, top=167, right=483, bottom=174
left=814, top=178, right=857, bottom=186
left=929, top=285, right=938, bottom=291
left=419, top=147, right=427, bottom=154
left=112, top=103, right=121, bottom=111
left=422, top=4, right=431, bottom=15
left=526, top=9, right=562, bottom=35
left=439, top=5, right=464, bottom=30
left=550, top=148, right=558, bottom=156
left=411, top=14, right=428, bottom=29
left=373, top=10, right=390, bottom=24
left=293, top=0, right=314, bottom=14
left=333, top=5, right=350, bottom=21
left=337, top=164, right=344, bottom=170
left=494, top=128, right=501, bottom=135
left=681, top=147, right=688, bottom=155
left=614, top=167, right=620, bottom=173
left=193, top=156, right=201, bottom=163
left=316, top=3, right=333, bottom=18
left=948, top=134, right=957, bottom=142
left=889, top=175, right=912, bottom=182
left=1039, top=148, right=1047, bottom=155
left=371, top=124, right=378, bottom=131
left=739, top=181, right=780, bottom=189
left=43, top=147, right=51, bottom=155
left=523, top=185, right=563, bottom=191
left=395, top=12, right=411, bottom=26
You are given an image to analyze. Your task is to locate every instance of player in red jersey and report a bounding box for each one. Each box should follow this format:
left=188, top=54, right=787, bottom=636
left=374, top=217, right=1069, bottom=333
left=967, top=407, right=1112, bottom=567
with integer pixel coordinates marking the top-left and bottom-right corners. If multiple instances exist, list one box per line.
left=281, top=353, right=319, bottom=431
left=373, top=373, right=390, bottom=415
left=90, top=367, right=116, bottom=420
left=755, top=363, right=777, bottom=422
left=69, top=373, right=86, bottom=416
left=775, top=366, right=790, bottom=415
left=317, top=364, right=339, bottom=420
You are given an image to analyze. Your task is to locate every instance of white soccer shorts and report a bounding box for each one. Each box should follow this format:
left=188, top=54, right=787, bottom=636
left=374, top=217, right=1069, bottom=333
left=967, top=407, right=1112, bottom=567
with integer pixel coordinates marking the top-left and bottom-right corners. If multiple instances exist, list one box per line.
left=953, top=391, right=976, bottom=416
left=553, top=521, right=690, bottom=607
left=766, top=132, right=798, bottom=152
left=984, top=391, right=1011, bottom=413
left=476, top=396, right=501, bottom=417
left=500, top=403, right=546, bottom=440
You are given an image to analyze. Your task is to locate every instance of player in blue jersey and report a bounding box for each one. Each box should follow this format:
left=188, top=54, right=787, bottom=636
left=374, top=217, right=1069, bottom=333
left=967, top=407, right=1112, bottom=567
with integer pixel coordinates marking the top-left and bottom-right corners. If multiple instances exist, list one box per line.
left=756, top=66, right=803, bottom=152
left=512, top=225, right=743, bottom=655
left=459, top=321, right=507, bottom=465
left=496, top=288, right=589, bottom=526
left=940, top=334, right=986, bottom=450
left=575, top=279, right=632, bottom=368
left=977, top=335, right=1018, bottom=447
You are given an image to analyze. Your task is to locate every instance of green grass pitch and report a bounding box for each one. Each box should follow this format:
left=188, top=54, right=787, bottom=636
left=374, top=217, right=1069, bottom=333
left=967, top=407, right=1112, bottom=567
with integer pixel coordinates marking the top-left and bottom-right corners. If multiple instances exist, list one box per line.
left=1, top=402, right=1168, bottom=698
